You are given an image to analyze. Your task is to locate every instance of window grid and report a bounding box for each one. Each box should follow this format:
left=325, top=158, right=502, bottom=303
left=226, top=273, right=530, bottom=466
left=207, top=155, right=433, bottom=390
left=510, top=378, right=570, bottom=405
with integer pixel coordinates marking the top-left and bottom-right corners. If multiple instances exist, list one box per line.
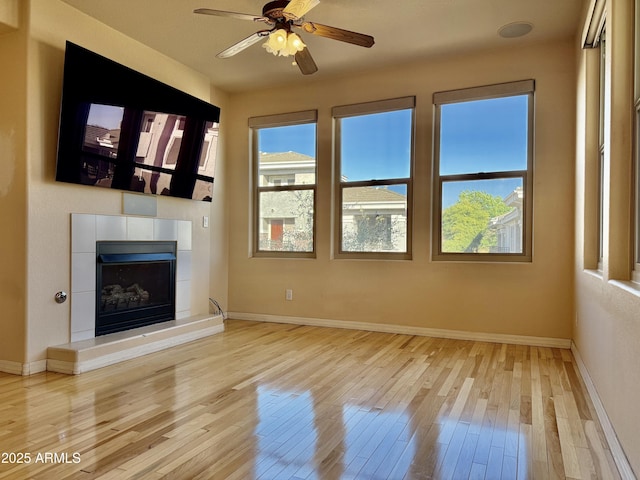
left=333, top=97, right=415, bottom=259
left=250, top=111, right=317, bottom=258
left=432, top=81, right=534, bottom=262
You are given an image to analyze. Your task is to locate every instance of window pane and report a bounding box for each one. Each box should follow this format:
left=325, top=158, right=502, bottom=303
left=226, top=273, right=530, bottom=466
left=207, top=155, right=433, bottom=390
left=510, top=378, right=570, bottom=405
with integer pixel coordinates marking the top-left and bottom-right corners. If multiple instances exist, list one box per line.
left=258, top=190, right=314, bottom=252
left=440, top=95, right=528, bottom=175
left=441, top=179, right=523, bottom=253
left=340, top=109, right=412, bottom=181
left=342, top=185, right=408, bottom=252
left=257, top=124, right=316, bottom=186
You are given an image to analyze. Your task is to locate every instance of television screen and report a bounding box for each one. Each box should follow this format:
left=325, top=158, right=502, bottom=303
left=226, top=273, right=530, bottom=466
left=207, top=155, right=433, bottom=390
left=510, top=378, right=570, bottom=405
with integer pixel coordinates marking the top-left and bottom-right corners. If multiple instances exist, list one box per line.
left=55, top=42, right=221, bottom=202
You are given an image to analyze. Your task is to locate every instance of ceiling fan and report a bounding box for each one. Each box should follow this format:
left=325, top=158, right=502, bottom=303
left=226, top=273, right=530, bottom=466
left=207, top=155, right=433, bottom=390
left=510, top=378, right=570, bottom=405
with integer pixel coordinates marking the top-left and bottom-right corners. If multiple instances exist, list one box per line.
left=194, top=0, right=375, bottom=75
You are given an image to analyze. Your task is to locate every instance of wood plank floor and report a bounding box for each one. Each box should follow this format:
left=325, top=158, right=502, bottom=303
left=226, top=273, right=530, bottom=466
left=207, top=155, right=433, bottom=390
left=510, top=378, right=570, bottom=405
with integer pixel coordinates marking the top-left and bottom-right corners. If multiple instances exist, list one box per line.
left=0, top=320, right=621, bottom=479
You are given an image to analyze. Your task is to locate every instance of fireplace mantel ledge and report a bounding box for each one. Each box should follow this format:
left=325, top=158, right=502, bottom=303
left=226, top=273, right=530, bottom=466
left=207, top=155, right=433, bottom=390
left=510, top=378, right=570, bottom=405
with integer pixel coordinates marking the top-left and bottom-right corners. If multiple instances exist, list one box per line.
left=47, top=314, right=224, bottom=374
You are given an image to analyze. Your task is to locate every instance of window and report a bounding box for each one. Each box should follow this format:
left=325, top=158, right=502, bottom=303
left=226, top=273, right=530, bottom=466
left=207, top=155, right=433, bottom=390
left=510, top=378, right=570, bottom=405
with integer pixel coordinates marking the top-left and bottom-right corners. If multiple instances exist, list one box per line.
left=250, top=111, right=317, bottom=257
left=433, top=80, right=534, bottom=261
left=599, top=28, right=607, bottom=271
left=333, top=97, right=415, bottom=258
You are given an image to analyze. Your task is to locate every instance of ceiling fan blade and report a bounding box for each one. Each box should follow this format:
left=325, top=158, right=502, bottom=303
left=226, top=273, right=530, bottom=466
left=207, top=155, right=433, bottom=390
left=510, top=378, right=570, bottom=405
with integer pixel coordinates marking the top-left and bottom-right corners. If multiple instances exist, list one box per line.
left=295, top=48, right=318, bottom=75
left=217, top=31, right=270, bottom=59
left=297, top=22, right=374, bottom=48
left=283, top=0, right=320, bottom=20
left=194, top=8, right=270, bottom=23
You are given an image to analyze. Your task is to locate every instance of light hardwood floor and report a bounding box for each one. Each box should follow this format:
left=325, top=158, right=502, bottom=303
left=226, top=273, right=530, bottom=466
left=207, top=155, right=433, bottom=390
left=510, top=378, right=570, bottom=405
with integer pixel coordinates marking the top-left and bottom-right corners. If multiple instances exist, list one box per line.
left=0, top=320, right=621, bottom=479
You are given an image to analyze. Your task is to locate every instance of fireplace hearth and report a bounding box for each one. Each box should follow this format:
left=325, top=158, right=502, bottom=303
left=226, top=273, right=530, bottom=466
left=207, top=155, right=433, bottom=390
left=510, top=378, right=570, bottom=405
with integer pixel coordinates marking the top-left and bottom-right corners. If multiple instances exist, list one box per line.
left=96, top=241, right=176, bottom=336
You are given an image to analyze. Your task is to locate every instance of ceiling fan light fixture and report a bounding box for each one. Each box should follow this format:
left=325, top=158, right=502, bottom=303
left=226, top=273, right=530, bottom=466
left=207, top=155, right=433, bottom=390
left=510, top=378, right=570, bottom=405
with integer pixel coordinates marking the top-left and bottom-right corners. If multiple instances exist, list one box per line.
left=263, top=28, right=288, bottom=55
left=263, top=29, right=306, bottom=56
left=286, top=32, right=306, bottom=54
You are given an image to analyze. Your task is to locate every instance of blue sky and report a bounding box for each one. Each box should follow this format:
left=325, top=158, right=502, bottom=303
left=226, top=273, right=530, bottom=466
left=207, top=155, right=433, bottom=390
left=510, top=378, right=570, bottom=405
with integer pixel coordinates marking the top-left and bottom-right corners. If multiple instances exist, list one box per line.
left=440, top=95, right=528, bottom=176
left=87, top=103, right=125, bottom=129
left=340, top=110, right=412, bottom=181
left=258, top=123, right=316, bottom=157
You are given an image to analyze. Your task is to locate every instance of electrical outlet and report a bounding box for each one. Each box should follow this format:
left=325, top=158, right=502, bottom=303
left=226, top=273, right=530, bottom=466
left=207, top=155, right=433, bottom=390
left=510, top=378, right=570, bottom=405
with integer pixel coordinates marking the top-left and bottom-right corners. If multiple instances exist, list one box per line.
left=285, top=289, right=293, bottom=301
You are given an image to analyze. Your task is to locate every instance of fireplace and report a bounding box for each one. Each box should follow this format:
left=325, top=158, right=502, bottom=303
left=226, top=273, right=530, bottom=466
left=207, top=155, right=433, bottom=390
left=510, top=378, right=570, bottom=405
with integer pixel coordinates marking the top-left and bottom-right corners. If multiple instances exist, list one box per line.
left=96, top=241, right=176, bottom=336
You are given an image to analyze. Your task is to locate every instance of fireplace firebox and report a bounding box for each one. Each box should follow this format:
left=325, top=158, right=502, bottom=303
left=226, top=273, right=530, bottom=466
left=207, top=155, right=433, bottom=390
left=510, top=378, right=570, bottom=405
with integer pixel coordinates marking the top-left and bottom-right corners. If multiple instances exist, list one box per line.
left=96, top=241, right=176, bottom=336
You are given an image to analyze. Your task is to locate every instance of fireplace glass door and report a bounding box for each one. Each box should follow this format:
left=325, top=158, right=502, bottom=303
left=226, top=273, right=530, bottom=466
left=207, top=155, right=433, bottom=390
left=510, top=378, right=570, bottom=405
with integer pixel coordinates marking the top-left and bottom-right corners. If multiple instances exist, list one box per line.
left=96, top=241, right=176, bottom=336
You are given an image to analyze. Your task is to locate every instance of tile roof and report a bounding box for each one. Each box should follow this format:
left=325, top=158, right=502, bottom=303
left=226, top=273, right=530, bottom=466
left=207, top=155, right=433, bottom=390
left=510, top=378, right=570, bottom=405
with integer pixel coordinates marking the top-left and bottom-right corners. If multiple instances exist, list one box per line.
left=84, top=125, right=110, bottom=147
left=343, top=186, right=406, bottom=202
left=259, top=151, right=315, bottom=163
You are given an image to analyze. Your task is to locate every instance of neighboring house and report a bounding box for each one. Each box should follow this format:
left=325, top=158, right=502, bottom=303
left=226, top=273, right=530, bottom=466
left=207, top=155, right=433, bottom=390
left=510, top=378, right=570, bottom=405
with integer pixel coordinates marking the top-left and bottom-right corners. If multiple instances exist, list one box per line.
left=82, top=125, right=119, bottom=182
left=257, top=151, right=407, bottom=252
left=490, top=186, right=524, bottom=253
left=342, top=186, right=407, bottom=252
left=258, top=151, right=316, bottom=250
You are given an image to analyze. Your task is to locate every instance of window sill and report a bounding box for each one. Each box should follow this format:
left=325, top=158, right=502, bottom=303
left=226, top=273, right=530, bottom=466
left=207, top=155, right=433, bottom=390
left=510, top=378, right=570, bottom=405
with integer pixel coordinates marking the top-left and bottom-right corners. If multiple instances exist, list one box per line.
left=583, top=268, right=604, bottom=280
left=608, top=279, right=640, bottom=299
left=334, top=252, right=412, bottom=261
left=432, top=253, right=532, bottom=263
left=252, top=252, right=316, bottom=259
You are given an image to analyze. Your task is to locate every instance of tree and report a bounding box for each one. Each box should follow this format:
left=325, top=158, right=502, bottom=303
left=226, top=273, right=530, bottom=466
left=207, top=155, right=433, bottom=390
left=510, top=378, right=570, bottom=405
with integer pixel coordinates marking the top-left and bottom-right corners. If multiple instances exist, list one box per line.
left=442, top=190, right=511, bottom=253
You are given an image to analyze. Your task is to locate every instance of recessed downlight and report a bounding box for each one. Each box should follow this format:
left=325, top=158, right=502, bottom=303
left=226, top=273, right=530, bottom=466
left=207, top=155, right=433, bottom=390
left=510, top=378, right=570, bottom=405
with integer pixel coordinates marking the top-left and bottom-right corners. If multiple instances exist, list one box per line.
left=498, top=22, right=533, bottom=38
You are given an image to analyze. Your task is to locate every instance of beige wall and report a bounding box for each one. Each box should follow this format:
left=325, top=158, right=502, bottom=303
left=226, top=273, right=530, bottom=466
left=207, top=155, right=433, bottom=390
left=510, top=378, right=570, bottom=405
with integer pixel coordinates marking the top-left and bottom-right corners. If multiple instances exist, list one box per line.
left=574, top=0, right=640, bottom=474
left=0, top=0, right=27, bottom=364
left=226, top=39, right=576, bottom=340
left=19, top=0, right=228, bottom=365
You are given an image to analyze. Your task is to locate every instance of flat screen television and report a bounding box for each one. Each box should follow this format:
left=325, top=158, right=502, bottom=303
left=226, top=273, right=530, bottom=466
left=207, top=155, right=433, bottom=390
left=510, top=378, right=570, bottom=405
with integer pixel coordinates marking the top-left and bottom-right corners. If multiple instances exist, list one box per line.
left=55, top=41, right=221, bottom=202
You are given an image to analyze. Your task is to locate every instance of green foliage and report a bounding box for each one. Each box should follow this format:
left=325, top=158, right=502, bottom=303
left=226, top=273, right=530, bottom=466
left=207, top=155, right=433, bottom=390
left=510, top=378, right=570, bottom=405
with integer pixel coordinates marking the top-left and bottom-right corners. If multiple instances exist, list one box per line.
left=442, top=190, right=511, bottom=253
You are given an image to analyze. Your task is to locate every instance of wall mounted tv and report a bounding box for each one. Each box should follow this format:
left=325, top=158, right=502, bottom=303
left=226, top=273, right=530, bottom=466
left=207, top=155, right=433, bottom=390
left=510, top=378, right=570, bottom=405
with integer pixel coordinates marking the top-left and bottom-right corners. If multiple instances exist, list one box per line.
left=55, top=41, right=220, bottom=202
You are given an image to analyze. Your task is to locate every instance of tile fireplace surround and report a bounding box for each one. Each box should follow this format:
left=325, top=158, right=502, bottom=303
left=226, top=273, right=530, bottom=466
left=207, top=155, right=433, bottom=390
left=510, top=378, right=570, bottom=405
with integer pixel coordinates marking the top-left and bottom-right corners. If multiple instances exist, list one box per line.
left=44, top=213, right=223, bottom=375
left=70, top=213, right=194, bottom=342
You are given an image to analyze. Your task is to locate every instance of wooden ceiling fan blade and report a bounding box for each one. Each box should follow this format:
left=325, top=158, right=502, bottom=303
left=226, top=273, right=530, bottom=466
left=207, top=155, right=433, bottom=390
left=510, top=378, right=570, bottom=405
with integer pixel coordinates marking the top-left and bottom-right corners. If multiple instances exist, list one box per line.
left=194, top=8, right=270, bottom=23
left=298, top=22, right=374, bottom=48
left=283, top=0, right=320, bottom=20
left=295, top=48, right=318, bottom=75
left=217, top=31, right=270, bottom=59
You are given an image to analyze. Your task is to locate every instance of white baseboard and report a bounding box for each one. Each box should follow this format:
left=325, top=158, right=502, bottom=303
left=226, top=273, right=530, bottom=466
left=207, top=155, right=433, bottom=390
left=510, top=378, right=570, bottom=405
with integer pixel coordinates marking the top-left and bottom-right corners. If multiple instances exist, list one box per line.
left=571, top=342, right=636, bottom=480
left=227, top=312, right=572, bottom=349
left=0, top=359, right=47, bottom=376
left=0, top=360, right=24, bottom=376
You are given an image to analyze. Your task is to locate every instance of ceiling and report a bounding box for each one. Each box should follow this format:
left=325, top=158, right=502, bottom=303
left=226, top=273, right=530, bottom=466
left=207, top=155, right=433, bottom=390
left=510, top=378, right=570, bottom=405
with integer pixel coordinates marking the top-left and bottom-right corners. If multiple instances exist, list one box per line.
left=58, top=0, right=585, bottom=93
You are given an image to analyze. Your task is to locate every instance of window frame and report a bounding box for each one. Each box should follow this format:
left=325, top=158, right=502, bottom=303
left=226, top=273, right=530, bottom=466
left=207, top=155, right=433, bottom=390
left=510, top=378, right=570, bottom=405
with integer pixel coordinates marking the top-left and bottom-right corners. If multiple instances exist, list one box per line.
left=332, top=96, right=415, bottom=260
left=432, top=80, right=535, bottom=262
left=633, top=101, right=640, bottom=282
left=634, top=0, right=640, bottom=282
left=598, top=27, right=607, bottom=272
left=249, top=110, right=318, bottom=258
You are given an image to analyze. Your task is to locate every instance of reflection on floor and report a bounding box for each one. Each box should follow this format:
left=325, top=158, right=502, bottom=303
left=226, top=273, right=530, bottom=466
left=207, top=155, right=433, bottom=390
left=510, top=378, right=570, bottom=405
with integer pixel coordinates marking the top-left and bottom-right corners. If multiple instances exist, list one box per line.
left=0, top=320, right=621, bottom=479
